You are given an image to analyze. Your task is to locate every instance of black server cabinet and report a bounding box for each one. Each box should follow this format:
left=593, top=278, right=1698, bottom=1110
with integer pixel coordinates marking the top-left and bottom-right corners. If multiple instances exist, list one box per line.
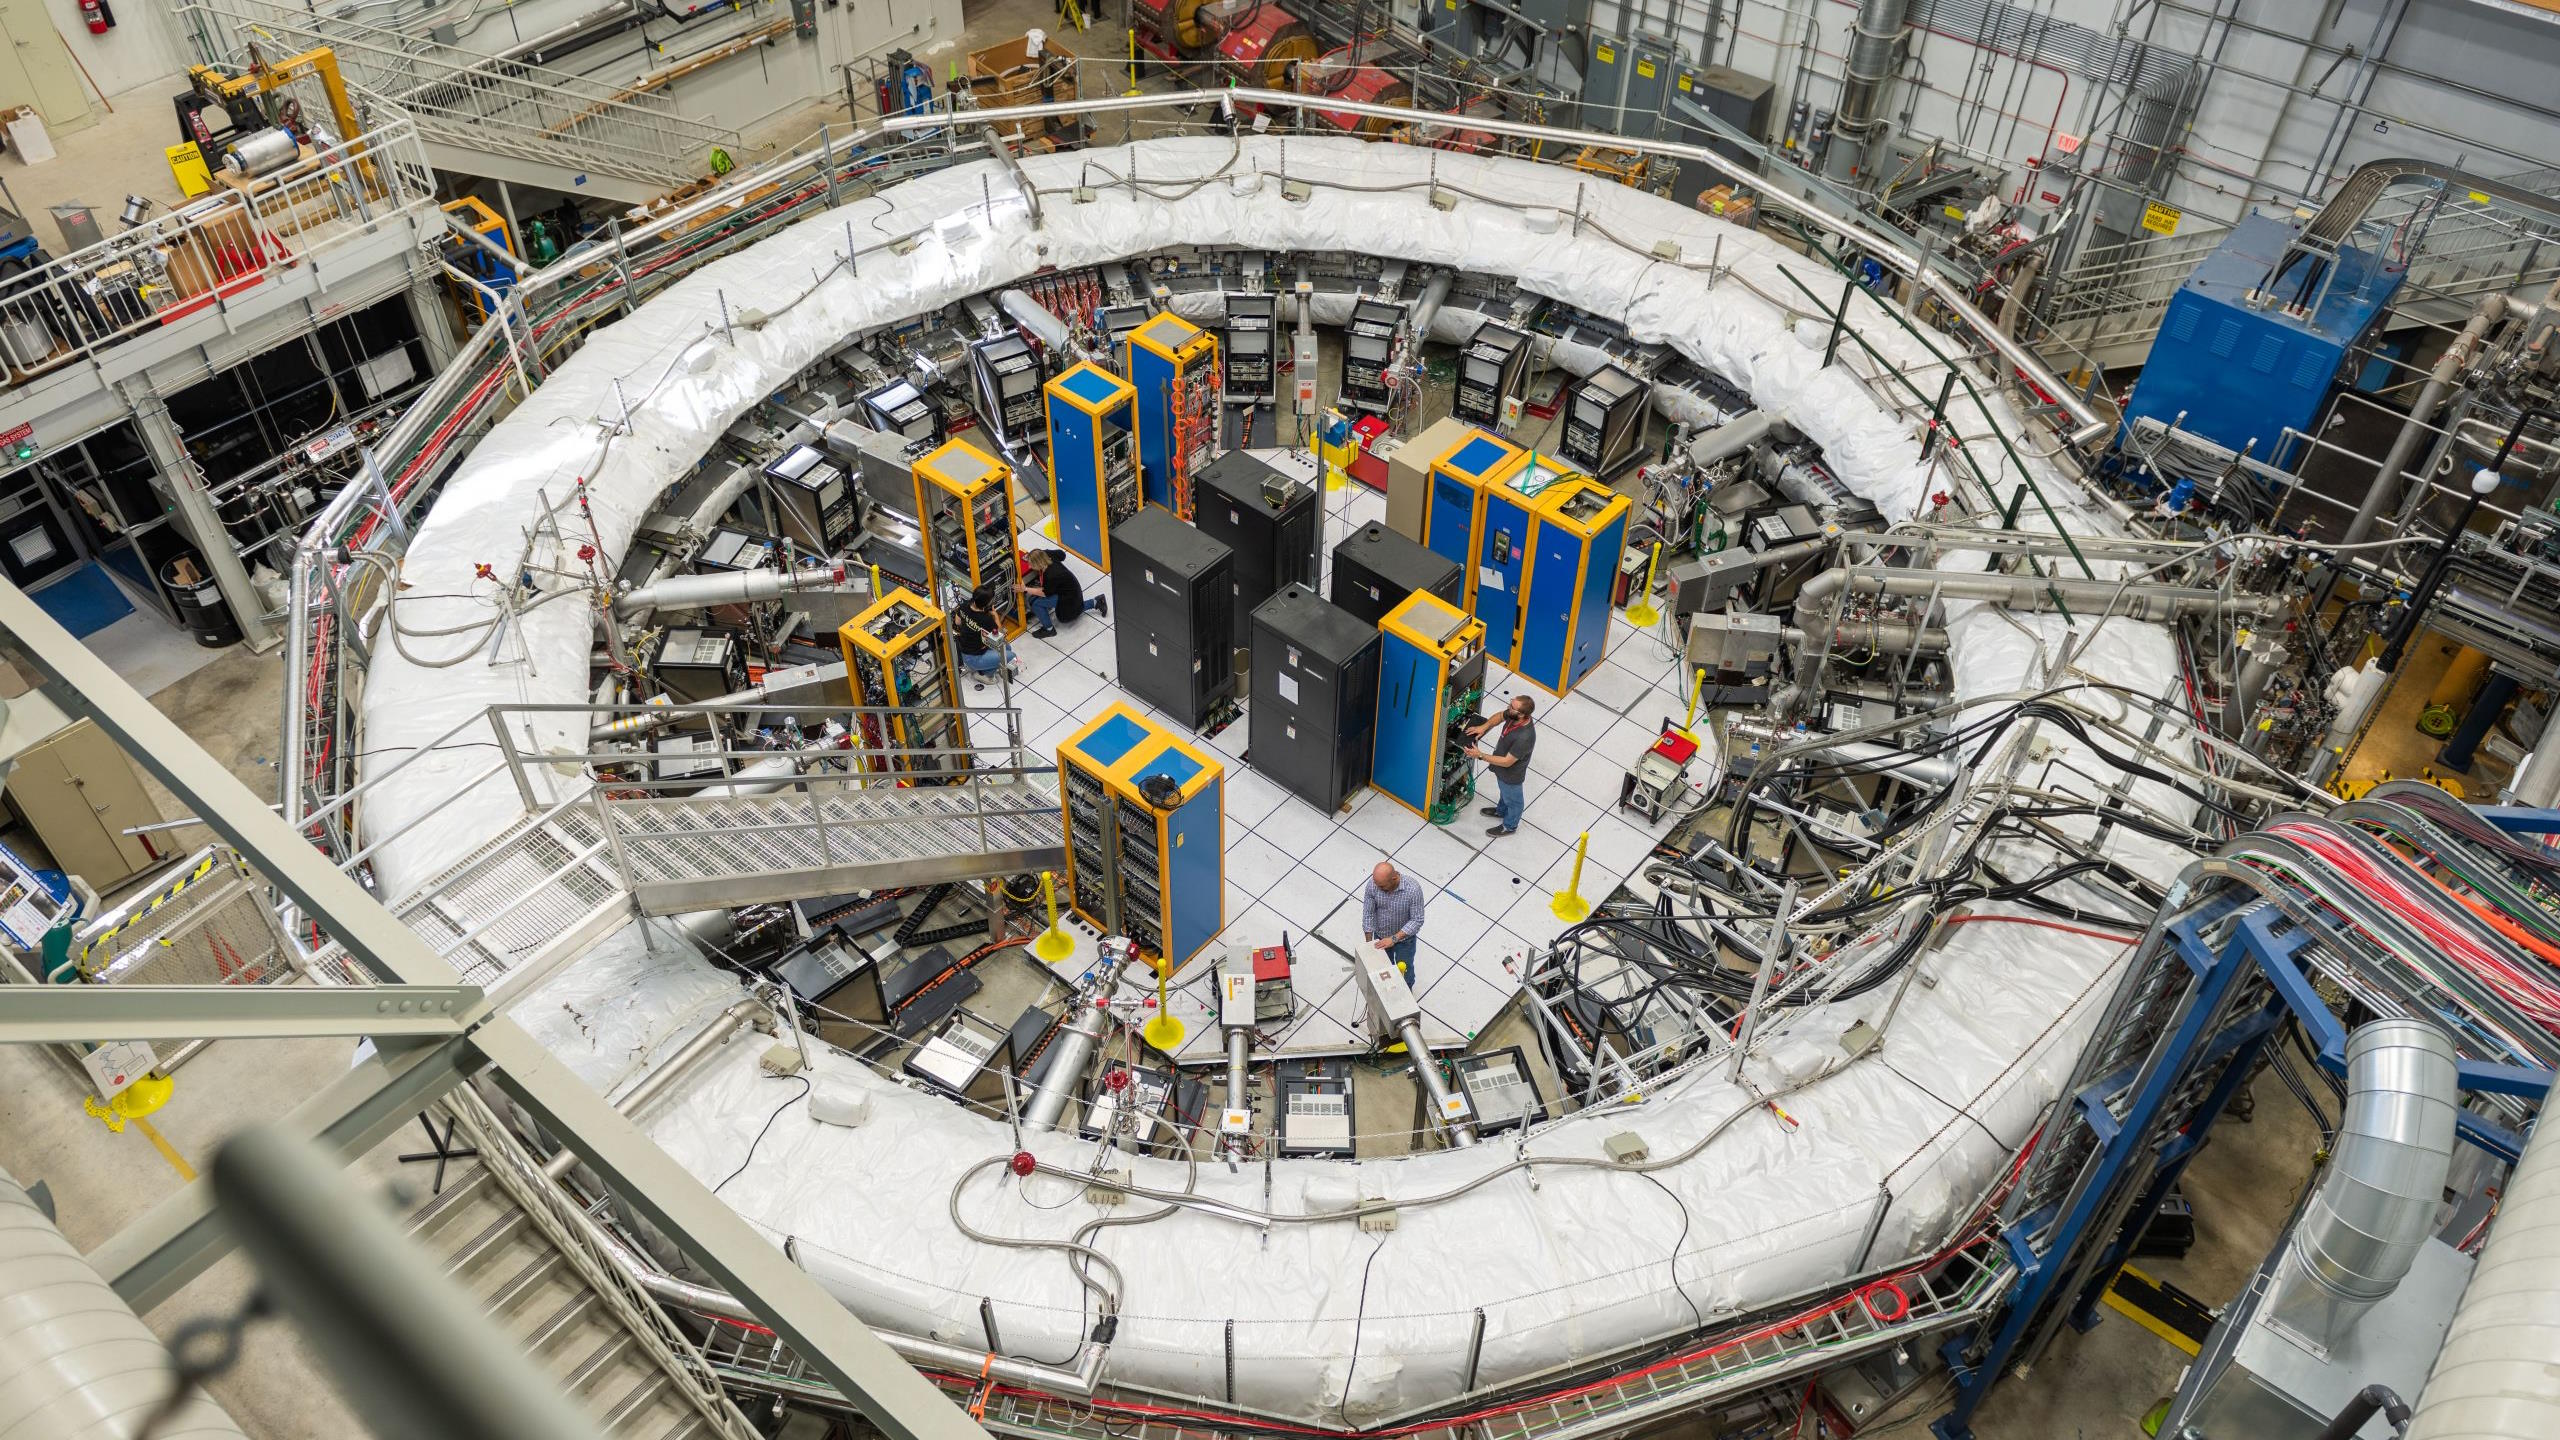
left=968, top=334, right=1046, bottom=452
left=1560, top=363, right=1650, bottom=479
left=1341, top=299, right=1404, bottom=413
left=1454, top=323, right=1532, bottom=427
left=762, top=443, right=859, bottom=553
left=1330, top=521, right=1463, bottom=628
left=1108, top=507, right=1237, bottom=729
left=1249, top=585, right=1382, bottom=814
left=1193, top=450, right=1319, bottom=649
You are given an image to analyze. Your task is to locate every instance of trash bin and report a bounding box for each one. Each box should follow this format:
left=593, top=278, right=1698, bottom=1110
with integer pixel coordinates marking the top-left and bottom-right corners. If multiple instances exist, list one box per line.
left=160, top=552, right=241, bottom=648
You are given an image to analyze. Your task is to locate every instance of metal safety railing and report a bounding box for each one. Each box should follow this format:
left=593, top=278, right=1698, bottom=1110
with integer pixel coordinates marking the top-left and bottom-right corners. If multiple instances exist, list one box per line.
left=0, top=96, right=435, bottom=390
left=181, top=0, right=741, bottom=189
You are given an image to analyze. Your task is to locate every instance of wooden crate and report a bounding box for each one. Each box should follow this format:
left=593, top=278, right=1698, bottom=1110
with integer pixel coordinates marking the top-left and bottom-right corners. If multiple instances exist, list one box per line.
left=965, top=34, right=1078, bottom=139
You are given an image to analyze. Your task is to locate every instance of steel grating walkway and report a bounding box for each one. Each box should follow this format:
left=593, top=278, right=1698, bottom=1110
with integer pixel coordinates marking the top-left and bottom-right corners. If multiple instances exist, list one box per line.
left=306, top=774, right=1061, bottom=988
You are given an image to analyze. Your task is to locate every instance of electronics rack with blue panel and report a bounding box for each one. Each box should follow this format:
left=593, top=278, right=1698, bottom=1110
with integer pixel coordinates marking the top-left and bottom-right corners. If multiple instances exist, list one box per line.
left=1120, top=311, right=1222, bottom=518
left=2118, top=212, right=2405, bottom=467
left=914, top=436, right=1025, bottom=638
left=1516, top=474, right=1632, bottom=696
left=1373, top=590, right=1489, bottom=823
left=1045, top=362, right=1139, bottom=570
left=1472, top=453, right=1569, bottom=668
left=1057, top=703, right=1225, bottom=966
left=1422, top=427, right=1527, bottom=614
left=839, top=587, right=969, bottom=780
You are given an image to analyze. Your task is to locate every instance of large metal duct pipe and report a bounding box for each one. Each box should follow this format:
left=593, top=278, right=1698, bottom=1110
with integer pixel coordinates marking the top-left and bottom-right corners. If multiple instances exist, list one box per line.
left=1783, top=619, right=1950, bottom=656
left=2265, top=1018, right=2459, bottom=1349
left=1407, top=272, right=1455, bottom=352
left=2403, top=1081, right=2560, bottom=1438
left=1402, top=1017, right=1480, bottom=1148
left=1793, top=567, right=2285, bottom=621
left=1824, top=0, right=1910, bottom=184
left=1023, top=939, right=1137, bottom=1132
left=0, top=1163, right=248, bottom=1439
left=2344, top=296, right=2505, bottom=546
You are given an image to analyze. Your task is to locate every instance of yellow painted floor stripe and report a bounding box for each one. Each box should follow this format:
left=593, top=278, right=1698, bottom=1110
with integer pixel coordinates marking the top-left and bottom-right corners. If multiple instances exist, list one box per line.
left=132, top=1116, right=198, bottom=1183
left=2102, top=1286, right=2204, bottom=1357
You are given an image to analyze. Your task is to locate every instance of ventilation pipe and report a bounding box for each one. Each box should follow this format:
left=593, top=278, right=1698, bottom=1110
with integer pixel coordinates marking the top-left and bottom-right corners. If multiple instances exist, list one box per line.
left=2344, top=295, right=2506, bottom=546
left=1824, top=0, right=1910, bottom=185
left=2403, top=1080, right=2560, bottom=1439
left=999, top=289, right=1073, bottom=352
left=2264, top=1018, right=2459, bottom=1350
left=0, top=1163, right=249, bottom=1439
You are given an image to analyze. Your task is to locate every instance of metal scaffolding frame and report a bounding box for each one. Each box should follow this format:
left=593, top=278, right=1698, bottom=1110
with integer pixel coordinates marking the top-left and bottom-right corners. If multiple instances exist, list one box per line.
left=0, top=578, right=990, bottom=1440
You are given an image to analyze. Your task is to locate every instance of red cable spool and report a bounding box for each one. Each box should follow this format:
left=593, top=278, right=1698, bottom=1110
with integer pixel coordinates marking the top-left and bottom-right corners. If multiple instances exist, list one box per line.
left=1296, top=44, right=1411, bottom=135
left=1210, top=4, right=1318, bottom=93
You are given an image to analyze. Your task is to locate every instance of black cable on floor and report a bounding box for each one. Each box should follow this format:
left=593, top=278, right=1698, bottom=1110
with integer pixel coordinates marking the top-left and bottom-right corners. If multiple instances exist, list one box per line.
left=1637, top=1170, right=1705, bottom=1330
left=713, top=1073, right=812, bottom=1195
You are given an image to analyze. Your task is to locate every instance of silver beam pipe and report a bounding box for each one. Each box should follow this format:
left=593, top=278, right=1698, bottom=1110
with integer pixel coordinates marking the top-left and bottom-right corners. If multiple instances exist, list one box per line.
left=1023, top=945, right=1135, bottom=1132
left=1783, top=619, right=1950, bottom=656
left=1000, top=288, right=1072, bottom=351
left=1408, top=271, right=1455, bottom=348
left=547, top=1000, right=767, bottom=1179
left=0, top=1163, right=250, bottom=1438
left=2343, top=295, right=2505, bottom=546
left=1793, top=567, right=2283, bottom=620
left=1685, top=411, right=1783, bottom=468
left=2264, top=1018, right=2459, bottom=1348
left=1806, top=738, right=1958, bottom=789
left=591, top=685, right=774, bottom=740
left=614, top=563, right=849, bottom=613
left=1400, top=1018, right=1480, bottom=1148
left=880, top=95, right=2112, bottom=445
left=1225, top=1028, right=1251, bottom=1121
left=2404, top=1077, right=2560, bottom=1438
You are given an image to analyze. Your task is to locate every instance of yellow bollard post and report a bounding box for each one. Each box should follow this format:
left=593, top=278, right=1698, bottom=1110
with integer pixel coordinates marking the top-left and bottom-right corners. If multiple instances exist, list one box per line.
left=1684, top=666, right=1707, bottom=736
left=868, top=562, right=882, bottom=597
left=1549, top=831, right=1594, bottom=922
left=1141, top=952, right=1187, bottom=1051
left=1032, top=870, right=1076, bottom=962
left=1624, top=543, right=1664, bottom=626
left=1125, top=29, right=1141, bottom=96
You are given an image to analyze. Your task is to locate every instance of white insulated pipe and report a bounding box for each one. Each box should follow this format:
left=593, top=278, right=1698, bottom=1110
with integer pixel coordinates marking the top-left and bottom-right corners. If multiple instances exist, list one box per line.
left=0, top=1164, right=249, bottom=1439
left=1000, top=289, right=1073, bottom=351
left=2404, top=1081, right=2560, bottom=1438
left=2265, top=1018, right=2460, bottom=1348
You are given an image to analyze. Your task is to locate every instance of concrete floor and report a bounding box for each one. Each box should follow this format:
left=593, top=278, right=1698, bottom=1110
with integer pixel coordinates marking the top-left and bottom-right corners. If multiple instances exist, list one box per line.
left=0, top=70, right=198, bottom=255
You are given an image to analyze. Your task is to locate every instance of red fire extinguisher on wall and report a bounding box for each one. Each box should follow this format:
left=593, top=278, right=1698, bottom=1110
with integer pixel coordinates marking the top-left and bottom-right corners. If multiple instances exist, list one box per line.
left=82, top=0, right=116, bottom=34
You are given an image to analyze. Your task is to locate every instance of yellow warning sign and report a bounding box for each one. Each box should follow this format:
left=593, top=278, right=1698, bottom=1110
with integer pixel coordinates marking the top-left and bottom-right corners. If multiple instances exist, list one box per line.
left=2141, top=201, right=2182, bottom=235
left=1636, top=59, right=1656, bottom=79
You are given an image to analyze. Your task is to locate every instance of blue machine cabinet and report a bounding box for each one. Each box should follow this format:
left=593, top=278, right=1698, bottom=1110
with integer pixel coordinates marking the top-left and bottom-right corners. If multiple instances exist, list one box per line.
left=2120, top=212, right=2405, bottom=465
left=1057, top=702, right=1224, bottom=967
left=1045, top=363, right=1138, bottom=572
left=1516, top=475, right=1631, bottom=696
left=1120, top=312, right=1221, bottom=518
left=1373, top=590, right=1489, bottom=823
left=1422, top=427, right=1527, bottom=612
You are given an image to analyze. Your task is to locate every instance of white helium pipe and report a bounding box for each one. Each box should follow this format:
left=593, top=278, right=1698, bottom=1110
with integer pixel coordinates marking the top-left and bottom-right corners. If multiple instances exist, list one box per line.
left=1, top=1164, right=249, bottom=1439
left=1000, top=289, right=1073, bottom=351
left=2264, top=1018, right=2459, bottom=1348
left=614, top=562, right=849, bottom=614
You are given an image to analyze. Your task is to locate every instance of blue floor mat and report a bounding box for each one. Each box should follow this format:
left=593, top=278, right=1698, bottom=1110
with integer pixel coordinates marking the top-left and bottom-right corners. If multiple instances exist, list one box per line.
left=31, top=562, right=135, bottom=638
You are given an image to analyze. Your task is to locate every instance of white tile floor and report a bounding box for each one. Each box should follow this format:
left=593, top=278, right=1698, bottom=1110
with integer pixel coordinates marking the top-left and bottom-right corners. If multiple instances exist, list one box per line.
left=1006, top=452, right=1716, bottom=1060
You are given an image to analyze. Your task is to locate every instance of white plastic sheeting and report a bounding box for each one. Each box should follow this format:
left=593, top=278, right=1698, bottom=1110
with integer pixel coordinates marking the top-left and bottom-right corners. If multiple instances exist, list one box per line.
left=361, top=135, right=2185, bottom=1422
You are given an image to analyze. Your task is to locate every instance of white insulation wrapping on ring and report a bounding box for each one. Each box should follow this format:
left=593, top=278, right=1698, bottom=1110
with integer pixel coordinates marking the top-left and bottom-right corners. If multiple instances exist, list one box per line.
left=360, top=135, right=2187, bottom=1425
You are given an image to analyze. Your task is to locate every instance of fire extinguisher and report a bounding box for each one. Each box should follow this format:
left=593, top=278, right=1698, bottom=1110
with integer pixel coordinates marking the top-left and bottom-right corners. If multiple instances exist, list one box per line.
left=82, top=0, right=115, bottom=33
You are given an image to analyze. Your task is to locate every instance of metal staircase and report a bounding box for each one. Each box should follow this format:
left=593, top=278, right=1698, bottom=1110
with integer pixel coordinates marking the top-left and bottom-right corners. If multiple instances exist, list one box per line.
left=183, top=0, right=738, bottom=202
left=406, top=1092, right=761, bottom=1440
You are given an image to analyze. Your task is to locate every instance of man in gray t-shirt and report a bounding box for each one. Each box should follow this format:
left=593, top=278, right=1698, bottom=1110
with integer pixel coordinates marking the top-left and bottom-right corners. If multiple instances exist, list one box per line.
left=1464, top=694, right=1538, bottom=838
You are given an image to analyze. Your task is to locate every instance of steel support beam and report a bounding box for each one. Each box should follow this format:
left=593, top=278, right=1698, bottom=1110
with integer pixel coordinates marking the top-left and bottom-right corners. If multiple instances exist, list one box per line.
left=116, top=382, right=277, bottom=652
left=0, top=984, right=483, bottom=1043
left=94, top=1030, right=484, bottom=1311
left=469, top=1021, right=989, bottom=1440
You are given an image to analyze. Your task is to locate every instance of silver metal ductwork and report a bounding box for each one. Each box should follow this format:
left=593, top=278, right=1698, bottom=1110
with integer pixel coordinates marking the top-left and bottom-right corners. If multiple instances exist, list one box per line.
left=1825, top=0, right=1910, bottom=184
left=0, top=1164, right=249, bottom=1439
left=2403, top=1089, right=2560, bottom=1439
left=2266, top=1019, right=2460, bottom=1351
left=1023, top=938, right=1138, bottom=1132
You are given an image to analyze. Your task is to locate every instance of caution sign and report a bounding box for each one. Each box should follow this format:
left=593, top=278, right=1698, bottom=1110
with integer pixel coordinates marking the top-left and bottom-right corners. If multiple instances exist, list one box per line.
left=2141, top=201, right=2182, bottom=236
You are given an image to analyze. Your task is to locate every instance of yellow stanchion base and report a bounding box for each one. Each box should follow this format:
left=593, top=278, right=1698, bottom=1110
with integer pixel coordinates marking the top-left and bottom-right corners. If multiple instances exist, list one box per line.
left=1325, top=465, right=1349, bottom=492
left=1032, top=927, right=1077, bottom=963
left=1142, top=1014, right=1187, bottom=1052
left=1549, top=890, right=1593, bottom=922
left=1036, top=515, right=1060, bottom=540
left=83, top=1073, right=175, bottom=1133
left=1624, top=601, right=1661, bottom=627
